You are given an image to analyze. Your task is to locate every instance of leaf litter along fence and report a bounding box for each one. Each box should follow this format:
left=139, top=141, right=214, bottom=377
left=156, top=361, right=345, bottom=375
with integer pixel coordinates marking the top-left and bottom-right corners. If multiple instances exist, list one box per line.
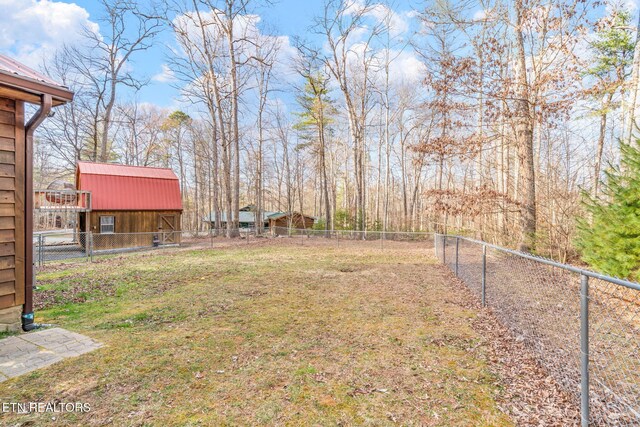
left=32, top=227, right=638, bottom=425
left=435, top=234, right=640, bottom=427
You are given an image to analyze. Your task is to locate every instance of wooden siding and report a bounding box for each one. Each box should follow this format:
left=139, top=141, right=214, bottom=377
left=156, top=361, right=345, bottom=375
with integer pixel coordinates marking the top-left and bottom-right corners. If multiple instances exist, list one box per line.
left=269, top=214, right=315, bottom=233
left=87, top=210, right=182, bottom=250
left=0, top=97, right=23, bottom=310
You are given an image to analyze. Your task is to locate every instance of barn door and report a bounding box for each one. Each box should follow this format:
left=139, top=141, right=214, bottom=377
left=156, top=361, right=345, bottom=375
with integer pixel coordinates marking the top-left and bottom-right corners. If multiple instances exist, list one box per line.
left=158, top=215, right=176, bottom=244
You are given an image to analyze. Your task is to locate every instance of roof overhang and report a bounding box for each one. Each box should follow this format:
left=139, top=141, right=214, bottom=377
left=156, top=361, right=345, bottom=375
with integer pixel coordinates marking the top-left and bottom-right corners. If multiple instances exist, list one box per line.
left=0, top=70, right=74, bottom=106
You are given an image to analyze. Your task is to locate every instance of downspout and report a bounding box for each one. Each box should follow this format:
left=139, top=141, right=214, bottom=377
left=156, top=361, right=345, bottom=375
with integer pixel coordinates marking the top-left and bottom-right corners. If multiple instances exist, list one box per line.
left=22, top=94, right=52, bottom=331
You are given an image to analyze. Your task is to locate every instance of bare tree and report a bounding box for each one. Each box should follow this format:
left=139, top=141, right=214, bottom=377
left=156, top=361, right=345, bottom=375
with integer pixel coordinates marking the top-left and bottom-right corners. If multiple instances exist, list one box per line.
left=251, top=32, right=279, bottom=234
left=66, top=0, right=163, bottom=162
left=314, top=0, right=382, bottom=231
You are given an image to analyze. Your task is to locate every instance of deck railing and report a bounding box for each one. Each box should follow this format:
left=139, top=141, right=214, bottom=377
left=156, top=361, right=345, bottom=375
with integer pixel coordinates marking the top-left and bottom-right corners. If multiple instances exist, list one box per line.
left=33, top=189, right=91, bottom=212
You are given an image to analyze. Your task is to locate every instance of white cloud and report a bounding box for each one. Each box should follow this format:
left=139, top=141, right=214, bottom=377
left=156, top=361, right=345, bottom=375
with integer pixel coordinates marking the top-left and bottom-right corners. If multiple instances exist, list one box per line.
left=621, top=0, right=638, bottom=12
left=473, top=9, right=487, bottom=21
left=172, top=8, right=298, bottom=83
left=343, top=1, right=409, bottom=38
left=173, top=9, right=267, bottom=50
left=388, top=50, right=426, bottom=84
left=272, top=34, right=298, bottom=83
left=344, top=0, right=366, bottom=16
left=0, top=0, right=98, bottom=67
left=368, top=4, right=409, bottom=37
left=338, top=45, right=426, bottom=94
left=368, top=48, right=426, bottom=86
left=152, top=64, right=176, bottom=83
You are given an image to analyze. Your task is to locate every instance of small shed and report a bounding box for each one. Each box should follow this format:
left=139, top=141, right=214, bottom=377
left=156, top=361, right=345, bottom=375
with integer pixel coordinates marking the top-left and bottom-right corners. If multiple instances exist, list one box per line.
left=206, top=205, right=280, bottom=229
left=269, top=212, right=315, bottom=233
left=76, top=162, right=182, bottom=250
left=0, top=54, right=73, bottom=331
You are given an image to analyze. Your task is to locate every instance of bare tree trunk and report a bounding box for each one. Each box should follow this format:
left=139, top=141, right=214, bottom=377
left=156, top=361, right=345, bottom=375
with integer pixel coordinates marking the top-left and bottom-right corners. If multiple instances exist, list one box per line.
left=99, top=79, right=117, bottom=161
left=318, top=104, right=331, bottom=235
left=514, top=0, right=537, bottom=252
left=593, top=93, right=613, bottom=197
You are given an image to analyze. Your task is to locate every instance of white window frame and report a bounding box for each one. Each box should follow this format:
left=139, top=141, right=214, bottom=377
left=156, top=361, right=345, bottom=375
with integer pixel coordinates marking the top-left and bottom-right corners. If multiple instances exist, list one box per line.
left=100, top=215, right=115, bottom=234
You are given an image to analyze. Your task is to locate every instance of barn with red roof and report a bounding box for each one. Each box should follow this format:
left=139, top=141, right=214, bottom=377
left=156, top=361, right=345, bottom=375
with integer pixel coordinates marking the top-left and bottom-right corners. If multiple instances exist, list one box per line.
left=76, top=161, right=182, bottom=250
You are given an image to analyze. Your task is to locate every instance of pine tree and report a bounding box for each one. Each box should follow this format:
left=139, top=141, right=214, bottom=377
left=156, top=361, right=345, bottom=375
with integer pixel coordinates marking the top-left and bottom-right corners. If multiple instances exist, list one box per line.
left=583, top=8, right=634, bottom=197
left=577, top=140, right=640, bottom=279
left=293, top=73, right=337, bottom=232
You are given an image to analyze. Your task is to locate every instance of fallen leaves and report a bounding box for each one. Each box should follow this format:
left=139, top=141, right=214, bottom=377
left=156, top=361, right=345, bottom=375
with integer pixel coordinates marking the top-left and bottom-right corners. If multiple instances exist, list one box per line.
left=447, top=272, right=581, bottom=426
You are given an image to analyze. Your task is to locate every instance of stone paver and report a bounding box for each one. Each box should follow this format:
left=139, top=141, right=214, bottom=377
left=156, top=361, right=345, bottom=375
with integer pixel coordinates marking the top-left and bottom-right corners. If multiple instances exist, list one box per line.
left=0, top=328, right=102, bottom=382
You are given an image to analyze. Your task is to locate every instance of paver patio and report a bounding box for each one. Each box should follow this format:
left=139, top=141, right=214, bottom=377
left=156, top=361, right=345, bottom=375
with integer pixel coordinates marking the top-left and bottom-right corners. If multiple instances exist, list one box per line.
left=0, top=328, right=102, bottom=381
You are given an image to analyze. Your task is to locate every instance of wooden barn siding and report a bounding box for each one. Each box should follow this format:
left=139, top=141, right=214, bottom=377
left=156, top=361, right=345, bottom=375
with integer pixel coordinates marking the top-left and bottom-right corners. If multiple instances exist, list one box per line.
left=0, top=97, right=24, bottom=310
left=89, top=210, right=182, bottom=250
left=270, top=215, right=314, bottom=230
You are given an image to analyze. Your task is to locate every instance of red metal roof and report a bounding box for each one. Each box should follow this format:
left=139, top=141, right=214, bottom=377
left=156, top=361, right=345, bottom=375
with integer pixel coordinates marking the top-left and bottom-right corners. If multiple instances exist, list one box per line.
left=76, top=162, right=182, bottom=211
left=0, top=55, right=63, bottom=87
left=0, top=54, right=73, bottom=105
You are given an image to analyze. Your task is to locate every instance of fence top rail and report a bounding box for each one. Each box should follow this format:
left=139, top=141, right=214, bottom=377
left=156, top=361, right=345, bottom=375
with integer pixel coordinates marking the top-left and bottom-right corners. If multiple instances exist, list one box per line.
left=275, top=227, right=436, bottom=236
left=439, top=233, right=640, bottom=292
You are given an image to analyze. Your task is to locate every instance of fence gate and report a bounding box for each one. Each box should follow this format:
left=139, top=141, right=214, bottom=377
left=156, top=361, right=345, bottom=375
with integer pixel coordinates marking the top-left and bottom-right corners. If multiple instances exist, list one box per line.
left=158, top=215, right=176, bottom=244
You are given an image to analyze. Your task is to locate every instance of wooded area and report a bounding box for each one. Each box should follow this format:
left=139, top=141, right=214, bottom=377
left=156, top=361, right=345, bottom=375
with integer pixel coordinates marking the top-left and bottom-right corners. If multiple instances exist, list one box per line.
left=32, top=0, right=640, bottom=264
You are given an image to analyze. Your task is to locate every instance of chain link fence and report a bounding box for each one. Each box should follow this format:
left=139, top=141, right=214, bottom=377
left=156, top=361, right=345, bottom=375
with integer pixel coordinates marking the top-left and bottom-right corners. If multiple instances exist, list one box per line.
left=33, top=228, right=435, bottom=269
left=33, top=229, right=264, bottom=267
left=32, top=227, right=639, bottom=424
left=271, top=226, right=435, bottom=249
left=435, top=234, right=640, bottom=426
left=33, top=231, right=91, bottom=265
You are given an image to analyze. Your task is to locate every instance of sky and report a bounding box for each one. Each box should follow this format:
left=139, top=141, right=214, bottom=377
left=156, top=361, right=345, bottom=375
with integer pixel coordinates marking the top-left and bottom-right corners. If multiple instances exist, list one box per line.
left=0, top=0, right=421, bottom=111
left=2, top=0, right=629, bottom=116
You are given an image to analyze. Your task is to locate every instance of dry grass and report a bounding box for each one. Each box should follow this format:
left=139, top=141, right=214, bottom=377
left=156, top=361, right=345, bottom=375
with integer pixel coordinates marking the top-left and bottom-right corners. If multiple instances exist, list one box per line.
left=1, top=240, right=516, bottom=426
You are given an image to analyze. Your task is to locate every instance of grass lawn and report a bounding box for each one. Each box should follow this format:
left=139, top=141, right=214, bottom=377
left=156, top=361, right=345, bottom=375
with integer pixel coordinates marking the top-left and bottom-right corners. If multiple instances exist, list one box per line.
left=0, top=240, right=513, bottom=426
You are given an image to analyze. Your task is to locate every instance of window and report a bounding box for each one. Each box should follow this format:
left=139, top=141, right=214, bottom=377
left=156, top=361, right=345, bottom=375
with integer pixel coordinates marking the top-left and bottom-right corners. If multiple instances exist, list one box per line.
left=100, top=216, right=115, bottom=234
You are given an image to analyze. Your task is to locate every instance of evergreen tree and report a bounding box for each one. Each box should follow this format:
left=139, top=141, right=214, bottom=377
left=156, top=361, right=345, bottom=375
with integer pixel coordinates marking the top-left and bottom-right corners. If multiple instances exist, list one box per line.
left=577, top=140, right=640, bottom=279
left=293, top=72, right=337, bottom=232
left=583, top=8, right=634, bottom=196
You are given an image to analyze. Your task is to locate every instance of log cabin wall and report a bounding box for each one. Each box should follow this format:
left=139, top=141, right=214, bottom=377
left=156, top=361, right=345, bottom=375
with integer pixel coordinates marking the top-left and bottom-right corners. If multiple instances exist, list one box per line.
left=0, top=97, right=24, bottom=327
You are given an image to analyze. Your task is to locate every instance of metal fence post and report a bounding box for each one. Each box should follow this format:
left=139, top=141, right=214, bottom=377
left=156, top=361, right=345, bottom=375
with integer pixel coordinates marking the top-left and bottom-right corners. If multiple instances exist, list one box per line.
left=38, top=234, right=43, bottom=267
left=442, top=235, right=446, bottom=265
left=481, top=245, right=486, bottom=307
left=580, top=274, right=590, bottom=427
left=455, top=237, right=459, bottom=277
left=89, top=232, right=94, bottom=263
